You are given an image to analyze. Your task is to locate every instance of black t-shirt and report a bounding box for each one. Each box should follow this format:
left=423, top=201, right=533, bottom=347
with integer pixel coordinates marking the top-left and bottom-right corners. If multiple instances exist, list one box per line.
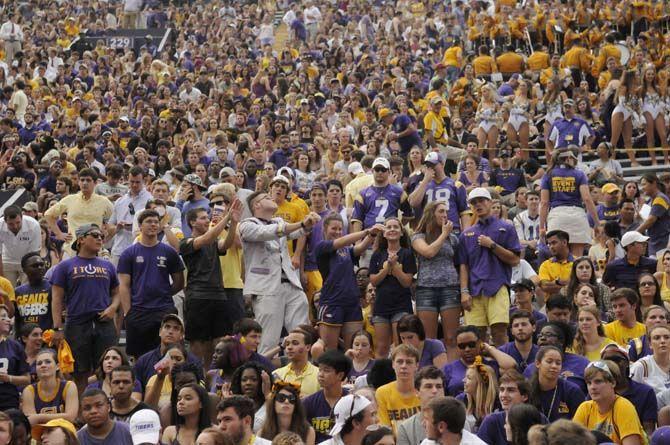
left=368, top=247, right=417, bottom=317
left=111, top=401, right=154, bottom=423
left=179, top=238, right=227, bottom=301
left=520, top=158, right=541, bottom=177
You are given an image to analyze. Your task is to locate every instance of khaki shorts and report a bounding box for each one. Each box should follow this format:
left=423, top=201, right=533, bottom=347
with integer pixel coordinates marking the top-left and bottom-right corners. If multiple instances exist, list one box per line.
left=464, top=286, right=510, bottom=327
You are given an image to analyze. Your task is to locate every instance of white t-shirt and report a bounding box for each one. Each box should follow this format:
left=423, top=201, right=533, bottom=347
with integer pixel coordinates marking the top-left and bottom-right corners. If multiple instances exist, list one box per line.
left=419, top=431, right=487, bottom=445
left=0, top=215, right=41, bottom=264
left=630, top=355, right=670, bottom=395
left=510, top=259, right=539, bottom=304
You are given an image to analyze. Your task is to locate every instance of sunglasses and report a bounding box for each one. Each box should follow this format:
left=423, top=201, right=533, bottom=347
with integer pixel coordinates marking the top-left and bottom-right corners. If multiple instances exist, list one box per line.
left=275, top=393, right=297, bottom=404
left=457, top=341, right=477, bottom=350
left=373, top=167, right=388, bottom=173
left=586, top=360, right=613, bottom=378
left=209, top=199, right=230, bottom=207
left=639, top=281, right=656, bottom=287
left=87, top=232, right=103, bottom=240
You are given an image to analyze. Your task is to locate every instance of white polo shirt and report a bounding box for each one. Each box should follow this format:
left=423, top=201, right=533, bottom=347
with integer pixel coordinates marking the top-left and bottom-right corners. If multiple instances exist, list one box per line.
left=0, top=215, right=41, bottom=264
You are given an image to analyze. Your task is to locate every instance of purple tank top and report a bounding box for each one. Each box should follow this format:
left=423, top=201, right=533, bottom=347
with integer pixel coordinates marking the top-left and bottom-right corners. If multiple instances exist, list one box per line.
left=32, top=380, right=69, bottom=414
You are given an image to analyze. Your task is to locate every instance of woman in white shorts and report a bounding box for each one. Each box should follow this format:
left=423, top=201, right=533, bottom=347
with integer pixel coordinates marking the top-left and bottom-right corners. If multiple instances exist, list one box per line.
left=506, top=80, right=534, bottom=160
left=476, top=83, right=500, bottom=162
left=640, top=64, right=669, bottom=165
left=610, top=70, right=641, bottom=166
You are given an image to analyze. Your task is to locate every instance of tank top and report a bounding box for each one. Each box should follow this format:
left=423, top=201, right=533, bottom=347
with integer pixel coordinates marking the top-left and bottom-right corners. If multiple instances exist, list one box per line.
left=661, top=272, right=670, bottom=302
left=31, top=379, right=70, bottom=414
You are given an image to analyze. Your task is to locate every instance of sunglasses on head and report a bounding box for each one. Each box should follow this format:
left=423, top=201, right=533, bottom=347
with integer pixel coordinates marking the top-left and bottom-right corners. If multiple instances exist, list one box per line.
left=457, top=341, right=477, bottom=350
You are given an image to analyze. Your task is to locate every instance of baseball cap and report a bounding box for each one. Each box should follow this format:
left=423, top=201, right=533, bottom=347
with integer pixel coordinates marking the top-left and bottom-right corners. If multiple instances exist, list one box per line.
left=372, top=158, right=390, bottom=170
left=651, top=426, right=670, bottom=445
left=219, top=167, right=236, bottom=179
left=499, top=148, right=513, bottom=158
left=32, top=419, right=77, bottom=440
left=563, top=99, right=575, bottom=107
left=430, top=96, right=443, bottom=105
left=161, top=313, right=185, bottom=330
left=621, top=231, right=649, bottom=247
left=601, top=183, right=621, bottom=194
left=270, top=175, right=290, bottom=186
left=310, top=183, right=327, bottom=194
left=347, top=162, right=364, bottom=175
left=330, top=395, right=371, bottom=437
left=423, top=152, right=444, bottom=166
left=184, top=174, right=206, bottom=190
left=468, top=187, right=492, bottom=202
left=22, top=202, right=38, bottom=212
left=511, top=279, right=535, bottom=292
left=600, top=343, right=628, bottom=360
left=300, top=98, right=309, bottom=105
left=378, top=108, right=393, bottom=119
left=129, top=409, right=161, bottom=445
left=119, top=116, right=130, bottom=122
left=71, top=223, right=101, bottom=251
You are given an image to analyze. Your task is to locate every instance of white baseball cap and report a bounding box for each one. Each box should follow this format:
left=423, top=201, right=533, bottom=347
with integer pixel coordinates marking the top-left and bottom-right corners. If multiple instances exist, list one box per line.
left=278, top=166, right=295, bottom=179
left=372, top=157, right=390, bottom=170
left=621, top=231, right=649, bottom=247
left=347, top=162, right=364, bottom=175
left=329, top=395, right=371, bottom=437
left=423, top=152, right=444, bottom=165
left=468, top=187, right=492, bottom=202
left=129, top=410, right=160, bottom=445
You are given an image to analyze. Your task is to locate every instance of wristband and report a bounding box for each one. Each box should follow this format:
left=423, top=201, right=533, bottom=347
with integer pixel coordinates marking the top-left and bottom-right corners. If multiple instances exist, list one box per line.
left=461, top=288, right=470, bottom=294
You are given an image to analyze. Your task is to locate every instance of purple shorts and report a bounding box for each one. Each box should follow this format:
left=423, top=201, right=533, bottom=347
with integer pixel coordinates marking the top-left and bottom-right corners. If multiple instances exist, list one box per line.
left=317, top=304, right=363, bottom=326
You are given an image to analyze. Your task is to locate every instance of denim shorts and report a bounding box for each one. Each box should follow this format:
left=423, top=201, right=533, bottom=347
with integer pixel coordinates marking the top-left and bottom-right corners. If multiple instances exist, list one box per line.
left=372, top=312, right=411, bottom=325
left=415, top=286, right=461, bottom=312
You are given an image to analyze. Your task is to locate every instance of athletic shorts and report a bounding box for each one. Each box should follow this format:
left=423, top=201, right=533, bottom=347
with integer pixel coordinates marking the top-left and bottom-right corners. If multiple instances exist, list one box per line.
left=65, top=318, right=118, bottom=374
left=463, top=286, right=510, bottom=327
left=317, top=304, right=363, bottom=326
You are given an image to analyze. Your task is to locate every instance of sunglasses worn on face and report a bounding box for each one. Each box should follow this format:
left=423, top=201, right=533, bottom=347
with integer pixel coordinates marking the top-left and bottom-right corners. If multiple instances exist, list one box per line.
left=457, top=341, right=477, bottom=350
left=639, top=281, right=656, bottom=287
left=275, top=393, right=297, bottom=404
left=374, top=167, right=388, bottom=173
left=87, top=232, right=103, bottom=239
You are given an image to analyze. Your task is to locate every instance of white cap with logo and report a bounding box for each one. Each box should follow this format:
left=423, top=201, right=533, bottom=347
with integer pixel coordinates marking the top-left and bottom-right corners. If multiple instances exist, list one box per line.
left=372, top=158, right=390, bottom=170
left=621, top=231, right=649, bottom=247
left=329, top=395, right=371, bottom=437
left=467, top=187, right=492, bottom=203
left=129, top=410, right=161, bottom=445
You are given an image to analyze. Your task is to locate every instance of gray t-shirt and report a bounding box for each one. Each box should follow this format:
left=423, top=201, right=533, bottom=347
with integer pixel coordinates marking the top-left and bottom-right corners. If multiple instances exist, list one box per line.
left=411, top=232, right=459, bottom=287
left=77, top=421, right=133, bottom=445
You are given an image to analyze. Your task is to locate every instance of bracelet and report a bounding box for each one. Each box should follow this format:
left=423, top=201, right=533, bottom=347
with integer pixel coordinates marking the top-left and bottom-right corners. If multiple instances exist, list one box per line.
left=461, top=288, right=470, bottom=294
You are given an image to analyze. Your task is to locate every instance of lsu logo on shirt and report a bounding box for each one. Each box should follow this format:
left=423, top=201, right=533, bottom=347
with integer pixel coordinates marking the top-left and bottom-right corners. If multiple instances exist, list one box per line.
left=558, top=401, right=570, bottom=413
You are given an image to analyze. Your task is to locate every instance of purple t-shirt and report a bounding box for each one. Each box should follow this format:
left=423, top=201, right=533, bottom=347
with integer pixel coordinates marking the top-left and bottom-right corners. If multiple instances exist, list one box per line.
left=456, top=217, right=521, bottom=297
left=352, top=184, right=411, bottom=229
left=116, top=242, right=184, bottom=311
left=442, top=357, right=500, bottom=396
left=419, top=339, right=446, bottom=368
left=478, top=410, right=549, bottom=444
left=0, top=339, right=29, bottom=410
left=523, top=352, right=589, bottom=394
left=316, top=241, right=360, bottom=307
left=346, top=359, right=375, bottom=385
left=498, top=342, right=538, bottom=373
left=623, top=380, right=657, bottom=424
left=305, top=209, right=331, bottom=272
left=303, top=388, right=349, bottom=443
left=77, top=420, right=133, bottom=445
left=50, top=256, right=119, bottom=325
left=537, top=378, right=585, bottom=422
left=540, top=167, right=587, bottom=209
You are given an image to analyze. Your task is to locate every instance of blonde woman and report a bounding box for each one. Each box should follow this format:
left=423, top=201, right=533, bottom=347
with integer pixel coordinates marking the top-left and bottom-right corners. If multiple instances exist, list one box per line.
left=476, top=84, right=500, bottom=161
left=572, top=306, right=616, bottom=362
left=506, top=81, right=535, bottom=160
left=462, top=358, right=498, bottom=433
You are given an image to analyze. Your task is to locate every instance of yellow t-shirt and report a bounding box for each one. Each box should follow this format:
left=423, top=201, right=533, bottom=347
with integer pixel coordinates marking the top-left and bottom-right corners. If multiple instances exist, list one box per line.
left=572, top=397, right=646, bottom=444
left=442, top=46, right=462, bottom=67
left=376, top=382, right=421, bottom=435
left=146, top=374, right=172, bottom=406
left=272, top=362, right=320, bottom=398
left=496, top=52, right=524, bottom=74
left=44, top=192, right=113, bottom=256
left=1, top=276, right=15, bottom=306
left=570, top=338, right=618, bottom=362
left=538, top=258, right=574, bottom=283
left=218, top=229, right=243, bottom=289
left=423, top=111, right=447, bottom=144
left=604, top=320, right=647, bottom=347
left=345, top=174, right=374, bottom=209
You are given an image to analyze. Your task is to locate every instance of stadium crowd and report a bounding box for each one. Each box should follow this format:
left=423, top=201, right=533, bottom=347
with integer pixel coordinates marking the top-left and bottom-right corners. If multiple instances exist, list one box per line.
left=0, top=0, right=669, bottom=444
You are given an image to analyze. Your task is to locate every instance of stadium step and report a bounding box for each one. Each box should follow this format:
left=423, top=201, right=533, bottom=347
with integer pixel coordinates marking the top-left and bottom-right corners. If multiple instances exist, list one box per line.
left=273, top=11, right=289, bottom=52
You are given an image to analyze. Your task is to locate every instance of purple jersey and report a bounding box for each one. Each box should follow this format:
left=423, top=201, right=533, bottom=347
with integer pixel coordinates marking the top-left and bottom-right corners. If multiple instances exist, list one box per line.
left=315, top=241, right=360, bottom=307
left=648, top=192, right=670, bottom=255
left=352, top=184, right=412, bottom=229
left=303, top=388, right=349, bottom=443
left=418, top=177, right=469, bottom=232
left=490, top=168, right=526, bottom=195
left=0, top=338, right=30, bottom=409
left=117, top=242, right=184, bottom=311
left=540, top=167, right=588, bottom=209
left=50, top=256, right=119, bottom=325
left=347, top=359, right=375, bottom=385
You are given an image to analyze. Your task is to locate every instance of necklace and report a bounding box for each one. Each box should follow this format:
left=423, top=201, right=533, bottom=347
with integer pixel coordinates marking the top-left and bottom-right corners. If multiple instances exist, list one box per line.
left=543, top=385, right=558, bottom=419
